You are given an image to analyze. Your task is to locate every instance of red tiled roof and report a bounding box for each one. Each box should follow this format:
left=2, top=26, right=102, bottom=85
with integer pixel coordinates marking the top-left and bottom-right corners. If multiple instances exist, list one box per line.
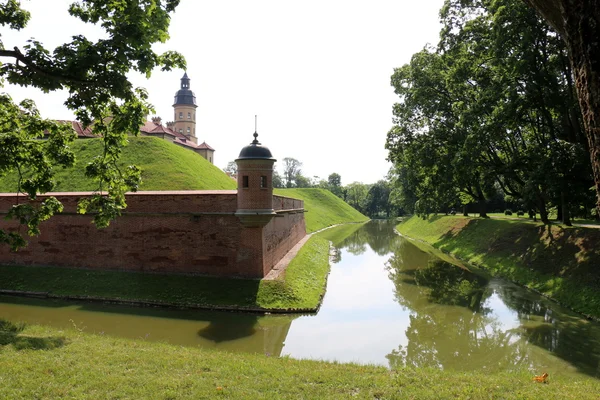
left=52, top=120, right=97, bottom=138
left=50, top=119, right=215, bottom=152
left=196, top=141, right=215, bottom=151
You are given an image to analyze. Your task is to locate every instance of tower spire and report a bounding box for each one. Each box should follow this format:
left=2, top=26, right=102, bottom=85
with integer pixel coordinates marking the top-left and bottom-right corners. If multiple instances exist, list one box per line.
left=253, top=115, right=259, bottom=144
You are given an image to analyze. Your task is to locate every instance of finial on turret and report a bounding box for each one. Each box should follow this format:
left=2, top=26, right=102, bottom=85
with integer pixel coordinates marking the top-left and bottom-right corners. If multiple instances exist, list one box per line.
left=252, top=115, right=260, bottom=144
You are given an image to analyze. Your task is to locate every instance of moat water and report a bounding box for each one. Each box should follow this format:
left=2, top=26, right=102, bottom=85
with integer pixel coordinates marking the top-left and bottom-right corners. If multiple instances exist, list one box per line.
left=1, top=220, right=600, bottom=378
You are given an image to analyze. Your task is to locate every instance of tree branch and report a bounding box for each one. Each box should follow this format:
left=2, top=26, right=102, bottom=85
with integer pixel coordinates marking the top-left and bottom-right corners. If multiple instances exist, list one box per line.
left=0, top=46, right=91, bottom=86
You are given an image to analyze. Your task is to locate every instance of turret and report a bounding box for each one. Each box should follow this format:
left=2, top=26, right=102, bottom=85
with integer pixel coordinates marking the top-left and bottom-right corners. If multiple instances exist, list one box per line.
left=172, top=72, right=198, bottom=143
left=235, top=131, right=276, bottom=227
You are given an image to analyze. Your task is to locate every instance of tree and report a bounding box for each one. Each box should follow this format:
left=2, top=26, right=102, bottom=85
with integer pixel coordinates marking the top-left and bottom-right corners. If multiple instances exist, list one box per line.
left=223, top=161, right=237, bottom=176
left=272, top=169, right=284, bottom=188
left=327, top=173, right=343, bottom=197
left=387, top=0, right=593, bottom=223
left=294, top=174, right=314, bottom=188
left=0, top=1, right=185, bottom=250
left=345, top=182, right=370, bottom=213
left=524, top=0, right=600, bottom=215
left=364, top=180, right=392, bottom=218
left=281, top=157, right=302, bottom=188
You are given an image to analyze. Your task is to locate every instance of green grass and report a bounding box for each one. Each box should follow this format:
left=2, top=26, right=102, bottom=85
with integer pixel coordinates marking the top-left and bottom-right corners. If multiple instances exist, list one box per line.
left=275, top=188, right=368, bottom=233
left=0, top=236, right=330, bottom=312
left=1, top=320, right=598, bottom=399
left=0, top=137, right=237, bottom=192
left=397, top=215, right=600, bottom=318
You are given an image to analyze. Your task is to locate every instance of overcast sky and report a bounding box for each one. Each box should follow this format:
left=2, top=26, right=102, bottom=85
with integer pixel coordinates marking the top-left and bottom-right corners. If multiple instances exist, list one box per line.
left=2, top=0, right=445, bottom=185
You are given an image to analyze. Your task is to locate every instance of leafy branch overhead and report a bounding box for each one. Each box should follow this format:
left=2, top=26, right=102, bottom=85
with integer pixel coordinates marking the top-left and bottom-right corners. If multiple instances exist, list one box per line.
left=0, top=0, right=186, bottom=250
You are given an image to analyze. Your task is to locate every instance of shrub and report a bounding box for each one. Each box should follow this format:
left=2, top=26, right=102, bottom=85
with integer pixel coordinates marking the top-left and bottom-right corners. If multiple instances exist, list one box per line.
left=504, top=209, right=513, bottom=216
left=516, top=210, right=524, bottom=216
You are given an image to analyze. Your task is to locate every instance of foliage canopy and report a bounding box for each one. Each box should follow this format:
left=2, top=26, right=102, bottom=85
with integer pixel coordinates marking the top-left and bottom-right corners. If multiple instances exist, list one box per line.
left=0, top=0, right=185, bottom=249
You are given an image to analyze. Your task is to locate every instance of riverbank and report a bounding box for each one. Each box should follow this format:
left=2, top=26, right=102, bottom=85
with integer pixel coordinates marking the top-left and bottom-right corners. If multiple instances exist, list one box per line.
left=0, top=236, right=330, bottom=313
left=1, top=320, right=598, bottom=399
left=397, top=215, right=600, bottom=319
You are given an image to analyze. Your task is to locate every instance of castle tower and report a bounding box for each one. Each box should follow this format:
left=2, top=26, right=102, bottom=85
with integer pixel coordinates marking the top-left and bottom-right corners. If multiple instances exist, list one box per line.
left=172, top=72, right=198, bottom=144
left=235, top=130, right=276, bottom=227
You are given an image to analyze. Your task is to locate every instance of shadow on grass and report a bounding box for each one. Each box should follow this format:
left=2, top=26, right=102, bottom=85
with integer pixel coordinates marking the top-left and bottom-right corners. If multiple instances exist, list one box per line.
left=0, top=319, right=66, bottom=350
left=435, top=218, right=600, bottom=284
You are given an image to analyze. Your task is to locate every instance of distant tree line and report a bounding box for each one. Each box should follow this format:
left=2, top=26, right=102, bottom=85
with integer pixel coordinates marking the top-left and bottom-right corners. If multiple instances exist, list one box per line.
left=385, top=0, right=597, bottom=225
left=224, top=157, right=407, bottom=218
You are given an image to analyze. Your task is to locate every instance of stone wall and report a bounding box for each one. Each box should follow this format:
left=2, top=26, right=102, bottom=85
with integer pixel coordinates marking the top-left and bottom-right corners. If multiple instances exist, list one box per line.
left=0, top=191, right=305, bottom=278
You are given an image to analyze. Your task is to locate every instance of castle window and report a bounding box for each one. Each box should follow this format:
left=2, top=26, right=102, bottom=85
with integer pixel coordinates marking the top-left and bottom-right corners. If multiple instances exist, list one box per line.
left=187, top=112, right=191, bottom=119
left=242, top=176, right=249, bottom=188
left=179, top=129, right=183, bottom=134
left=179, top=112, right=183, bottom=119
left=260, top=176, right=268, bottom=188
left=187, top=127, right=190, bottom=134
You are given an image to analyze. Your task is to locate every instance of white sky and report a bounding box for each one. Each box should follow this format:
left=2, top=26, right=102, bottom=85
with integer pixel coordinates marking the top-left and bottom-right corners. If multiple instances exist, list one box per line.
left=1, top=0, right=444, bottom=185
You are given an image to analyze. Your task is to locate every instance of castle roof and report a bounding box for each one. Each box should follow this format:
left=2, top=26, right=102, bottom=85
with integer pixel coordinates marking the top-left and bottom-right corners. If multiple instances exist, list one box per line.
left=197, top=141, right=215, bottom=151
left=173, top=72, right=197, bottom=107
left=51, top=120, right=97, bottom=138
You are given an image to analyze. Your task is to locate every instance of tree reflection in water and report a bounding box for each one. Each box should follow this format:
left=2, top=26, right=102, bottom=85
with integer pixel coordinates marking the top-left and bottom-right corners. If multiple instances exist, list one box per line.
left=318, top=220, right=600, bottom=376
left=385, top=237, right=600, bottom=377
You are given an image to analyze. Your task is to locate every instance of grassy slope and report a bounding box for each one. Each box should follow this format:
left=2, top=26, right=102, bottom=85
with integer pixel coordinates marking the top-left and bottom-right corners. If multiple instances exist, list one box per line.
left=397, top=215, right=600, bottom=318
left=0, top=137, right=237, bottom=192
left=1, top=322, right=598, bottom=399
left=275, top=188, right=368, bottom=233
left=0, top=236, right=330, bottom=312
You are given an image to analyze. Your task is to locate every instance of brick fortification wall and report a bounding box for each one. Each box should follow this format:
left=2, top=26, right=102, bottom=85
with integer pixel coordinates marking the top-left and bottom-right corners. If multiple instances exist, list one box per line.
left=0, top=191, right=305, bottom=278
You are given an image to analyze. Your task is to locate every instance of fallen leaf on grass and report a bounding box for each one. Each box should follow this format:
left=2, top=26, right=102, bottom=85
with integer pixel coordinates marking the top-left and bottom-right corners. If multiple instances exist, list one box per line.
left=532, top=372, right=548, bottom=383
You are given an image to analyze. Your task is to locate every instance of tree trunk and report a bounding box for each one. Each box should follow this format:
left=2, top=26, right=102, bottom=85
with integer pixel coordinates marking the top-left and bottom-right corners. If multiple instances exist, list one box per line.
left=525, top=0, right=600, bottom=216
left=478, top=197, right=488, bottom=218
left=536, top=193, right=550, bottom=224
left=463, top=205, right=468, bottom=216
left=561, top=189, right=572, bottom=226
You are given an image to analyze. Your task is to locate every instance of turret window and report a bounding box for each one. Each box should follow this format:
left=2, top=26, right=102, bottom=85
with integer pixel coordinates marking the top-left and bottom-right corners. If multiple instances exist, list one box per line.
left=179, top=129, right=183, bottom=134
left=242, top=176, right=249, bottom=188
left=179, top=112, right=183, bottom=119
left=187, top=112, right=191, bottom=119
left=186, top=127, right=190, bottom=134
left=260, top=176, right=268, bottom=188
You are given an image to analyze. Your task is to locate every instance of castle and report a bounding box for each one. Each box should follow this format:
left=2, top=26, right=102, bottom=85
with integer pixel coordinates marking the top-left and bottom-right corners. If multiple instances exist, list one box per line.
left=66, top=73, right=216, bottom=164
left=0, top=132, right=307, bottom=279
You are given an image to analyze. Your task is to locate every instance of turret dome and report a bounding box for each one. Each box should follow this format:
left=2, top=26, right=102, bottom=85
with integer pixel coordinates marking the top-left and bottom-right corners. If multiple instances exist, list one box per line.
left=236, top=132, right=276, bottom=161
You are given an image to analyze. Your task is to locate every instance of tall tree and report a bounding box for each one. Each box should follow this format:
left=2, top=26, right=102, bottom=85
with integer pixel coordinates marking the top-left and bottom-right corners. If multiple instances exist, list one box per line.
left=345, top=181, right=370, bottom=213
left=0, top=0, right=185, bottom=249
left=524, top=0, right=600, bottom=214
left=281, top=157, right=302, bottom=188
left=327, top=173, right=343, bottom=197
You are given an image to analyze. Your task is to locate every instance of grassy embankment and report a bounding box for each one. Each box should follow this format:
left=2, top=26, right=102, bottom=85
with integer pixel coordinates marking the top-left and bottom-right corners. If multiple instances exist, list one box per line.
left=1, top=320, right=599, bottom=399
left=397, top=215, right=600, bottom=318
left=0, top=137, right=237, bottom=192
left=275, top=188, right=369, bottom=233
left=0, top=137, right=368, bottom=310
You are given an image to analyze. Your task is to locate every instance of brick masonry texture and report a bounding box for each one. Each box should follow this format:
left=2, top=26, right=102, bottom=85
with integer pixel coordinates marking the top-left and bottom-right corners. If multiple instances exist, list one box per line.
left=0, top=191, right=305, bottom=278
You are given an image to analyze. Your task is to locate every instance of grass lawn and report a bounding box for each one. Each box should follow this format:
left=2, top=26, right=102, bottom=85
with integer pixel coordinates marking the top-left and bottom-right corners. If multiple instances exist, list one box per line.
left=1, top=320, right=598, bottom=399
left=275, top=188, right=368, bottom=233
left=0, top=137, right=237, bottom=192
left=397, top=215, right=600, bottom=318
left=0, top=236, right=330, bottom=312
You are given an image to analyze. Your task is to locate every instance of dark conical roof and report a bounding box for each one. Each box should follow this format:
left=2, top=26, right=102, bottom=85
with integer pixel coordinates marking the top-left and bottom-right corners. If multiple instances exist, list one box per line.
left=236, top=132, right=275, bottom=161
left=173, top=72, right=197, bottom=107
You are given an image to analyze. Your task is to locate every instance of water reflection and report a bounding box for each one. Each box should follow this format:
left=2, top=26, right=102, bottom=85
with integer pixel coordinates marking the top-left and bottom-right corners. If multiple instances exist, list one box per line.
left=383, top=222, right=600, bottom=376
left=2, top=220, right=600, bottom=378
left=0, top=295, right=297, bottom=356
